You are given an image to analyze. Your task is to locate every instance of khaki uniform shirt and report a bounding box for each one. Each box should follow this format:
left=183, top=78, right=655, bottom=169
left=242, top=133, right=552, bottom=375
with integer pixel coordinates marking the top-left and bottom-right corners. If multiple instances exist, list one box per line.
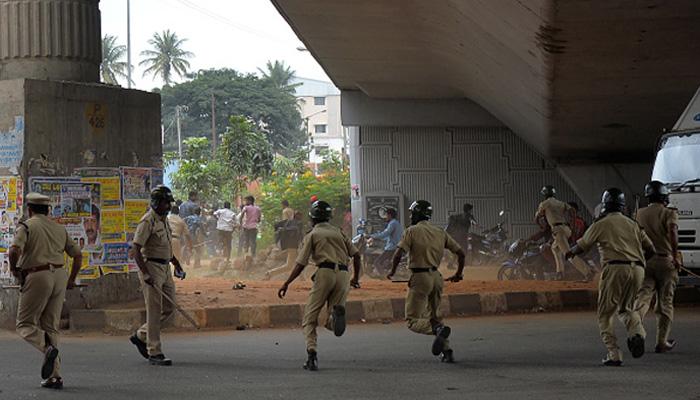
left=12, top=214, right=81, bottom=270
left=296, top=222, right=358, bottom=266
left=635, top=203, right=678, bottom=256
left=133, top=209, right=173, bottom=260
left=576, top=212, right=655, bottom=265
left=536, top=197, right=571, bottom=227
left=282, top=207, right=294, bottom=221
left=398, top=221, right=462, bottom=269
left=168, top=214, right=189, bottom=240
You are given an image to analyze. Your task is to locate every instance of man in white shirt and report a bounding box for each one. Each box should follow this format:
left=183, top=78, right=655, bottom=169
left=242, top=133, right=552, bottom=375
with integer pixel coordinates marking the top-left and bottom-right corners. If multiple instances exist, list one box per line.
left=214, top=202, right=237, bottom=262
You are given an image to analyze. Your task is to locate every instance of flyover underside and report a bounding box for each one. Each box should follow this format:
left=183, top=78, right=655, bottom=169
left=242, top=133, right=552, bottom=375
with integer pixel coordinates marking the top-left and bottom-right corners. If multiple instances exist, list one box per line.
left=273, top=0, right=700, bottom=162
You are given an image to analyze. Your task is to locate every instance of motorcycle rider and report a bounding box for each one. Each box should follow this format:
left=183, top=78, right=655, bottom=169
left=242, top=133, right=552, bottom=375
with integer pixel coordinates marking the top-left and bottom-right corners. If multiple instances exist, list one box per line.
left=566, top=188, right=655, bottom=366
left=368, top=207, right=403, bottom=276
left=387, top=200, right=465, bottom=363
left=446, top=203, right=478, bottom=265
left=633, top=181, right=680, bottom=353
left=535, top=185, right=593, bottom=281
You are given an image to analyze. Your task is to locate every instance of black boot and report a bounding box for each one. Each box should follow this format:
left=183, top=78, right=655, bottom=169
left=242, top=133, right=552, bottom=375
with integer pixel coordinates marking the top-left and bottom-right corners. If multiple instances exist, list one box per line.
left=330, top=305, right=346, bottom=337
left=41, top=345, right=59, bottom=380
left=441, top=349, right=455, bottom=363
left=40, top=377, right=63, bottom=390
left=432, top=324, right=451, bottom=356
left=149, top=354, right=173, bottom=366
left=303, top=350, right=318, bottom=371
left=627, top=334, right=645, bottom=359
left=129, top=333, right=149, bottom=359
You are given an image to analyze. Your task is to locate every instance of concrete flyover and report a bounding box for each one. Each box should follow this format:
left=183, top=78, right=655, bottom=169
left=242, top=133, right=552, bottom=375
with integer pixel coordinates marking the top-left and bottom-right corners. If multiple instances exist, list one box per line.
left=272, top=1, right=700, bottom=222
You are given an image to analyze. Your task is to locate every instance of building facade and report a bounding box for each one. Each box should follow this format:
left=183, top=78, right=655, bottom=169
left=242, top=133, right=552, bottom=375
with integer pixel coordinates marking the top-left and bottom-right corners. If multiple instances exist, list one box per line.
left=292, top=77, right=345, bottom=167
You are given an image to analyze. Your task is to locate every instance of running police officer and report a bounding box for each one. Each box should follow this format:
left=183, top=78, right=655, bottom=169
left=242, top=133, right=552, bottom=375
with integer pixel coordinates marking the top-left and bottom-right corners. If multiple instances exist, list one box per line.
left=634, top=181, right=680, bottom=353
left=387, top=200, right=465, bottom=363
left=567, top=188, right=655, bottom=366
left=278, top=200, right=360, bottom=371
left=9, top=193, right=82, bottom=389
left=129, top=186, right=186, bottom=366
left=536, top=185, right=593, bottom=280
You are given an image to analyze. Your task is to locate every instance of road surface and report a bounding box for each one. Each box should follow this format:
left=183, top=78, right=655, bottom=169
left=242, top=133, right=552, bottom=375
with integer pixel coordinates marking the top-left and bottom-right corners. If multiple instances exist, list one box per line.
left=0, top=310, right=698, bottom=399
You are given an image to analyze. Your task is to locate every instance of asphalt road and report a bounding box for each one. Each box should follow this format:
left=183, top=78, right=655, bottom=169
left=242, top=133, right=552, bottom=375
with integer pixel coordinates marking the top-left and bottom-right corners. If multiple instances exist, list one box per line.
left=0, top=310, right=698, bottom=400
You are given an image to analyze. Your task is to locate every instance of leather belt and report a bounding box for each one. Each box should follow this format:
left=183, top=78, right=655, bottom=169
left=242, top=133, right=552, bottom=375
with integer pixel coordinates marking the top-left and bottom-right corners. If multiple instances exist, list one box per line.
left=147, top=258, right=170, bottom=265
left=318, top=262, right=348, bottom=271
left=411, top=267, right=438, bottom=273
left=22, top=264, right=63, bottom=275
left=607, top=260, right=644, bottom=267
left=172, top=235, right=180, bottom=239
left=552, top=223, right=569, bottom=227
left=655, top=253, right=670, bottom=258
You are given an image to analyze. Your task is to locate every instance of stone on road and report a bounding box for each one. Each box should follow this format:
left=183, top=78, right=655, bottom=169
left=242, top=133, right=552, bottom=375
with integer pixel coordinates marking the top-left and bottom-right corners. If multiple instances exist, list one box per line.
left=0, top=310, right=698, bottom=399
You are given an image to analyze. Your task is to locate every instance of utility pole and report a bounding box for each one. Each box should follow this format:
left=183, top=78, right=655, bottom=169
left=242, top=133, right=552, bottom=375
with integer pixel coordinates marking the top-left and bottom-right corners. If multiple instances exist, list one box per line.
left=126, top=0, right=132, bottom=89
left=211, top=92, right=217, bottom=156
left=175, top=105, right=187, bottom=159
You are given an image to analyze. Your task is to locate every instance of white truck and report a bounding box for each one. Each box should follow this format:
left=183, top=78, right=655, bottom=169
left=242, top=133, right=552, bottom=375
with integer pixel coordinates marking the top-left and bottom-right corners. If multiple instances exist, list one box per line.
left=651, top=87, right=700, bottom=274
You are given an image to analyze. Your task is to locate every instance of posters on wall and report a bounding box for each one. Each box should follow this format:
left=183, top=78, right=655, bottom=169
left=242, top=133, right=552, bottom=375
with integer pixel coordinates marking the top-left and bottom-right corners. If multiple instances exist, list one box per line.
left=18, top=167, right=163, bottom=279
left=121, top=167, right=152, bottom=200
left=0, top=177, right=22, bottom=278
left=74, top=168, right=122, bottom=209
left=0, top=116, right=24, bottom=175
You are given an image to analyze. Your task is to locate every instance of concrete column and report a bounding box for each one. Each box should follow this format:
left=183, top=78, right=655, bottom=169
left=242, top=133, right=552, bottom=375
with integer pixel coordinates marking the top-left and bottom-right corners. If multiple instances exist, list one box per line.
left=0, top=0, right=101, bottom=82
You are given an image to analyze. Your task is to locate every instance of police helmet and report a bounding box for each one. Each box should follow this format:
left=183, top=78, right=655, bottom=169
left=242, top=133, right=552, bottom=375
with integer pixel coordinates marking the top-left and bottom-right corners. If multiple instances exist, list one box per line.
left=409, top=200, right=432, bottom=224
left=309, top=200, right=333, bottom=222
left=540, top=185, right=556, bottom=198
left=644, top=180, right=670, bottom=203
left=601, top=187, right=625, bottom=214
left=150, top=185, right=174, bottom=209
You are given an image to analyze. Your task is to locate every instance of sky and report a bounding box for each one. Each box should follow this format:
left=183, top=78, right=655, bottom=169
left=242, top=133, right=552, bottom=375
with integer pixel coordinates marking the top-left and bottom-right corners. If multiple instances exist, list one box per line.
left=99, top=0, right=330, bottom=90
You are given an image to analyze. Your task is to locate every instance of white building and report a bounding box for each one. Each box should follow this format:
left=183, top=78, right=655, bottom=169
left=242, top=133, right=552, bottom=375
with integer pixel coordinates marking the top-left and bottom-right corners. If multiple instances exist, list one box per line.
left=292, top=77, right=345, bottom=167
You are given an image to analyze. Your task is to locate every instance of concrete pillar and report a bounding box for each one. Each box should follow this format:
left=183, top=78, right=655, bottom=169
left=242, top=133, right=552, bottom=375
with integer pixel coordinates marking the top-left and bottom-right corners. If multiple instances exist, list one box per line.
left=0, top=0, right=101, bottom=82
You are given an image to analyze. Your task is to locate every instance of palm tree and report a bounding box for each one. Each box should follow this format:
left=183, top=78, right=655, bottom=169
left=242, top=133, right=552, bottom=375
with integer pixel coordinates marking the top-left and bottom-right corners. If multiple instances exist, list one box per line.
left=139, top=30, right=194, bottom=86
left=101, top=35, right=132, bottom=86
left=258, top=60, right=300, bottom=91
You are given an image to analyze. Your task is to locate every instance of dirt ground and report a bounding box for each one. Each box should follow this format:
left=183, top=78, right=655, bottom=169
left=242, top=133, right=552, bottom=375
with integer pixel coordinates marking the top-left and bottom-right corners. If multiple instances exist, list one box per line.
left=109, top=258, right=596, bottom=309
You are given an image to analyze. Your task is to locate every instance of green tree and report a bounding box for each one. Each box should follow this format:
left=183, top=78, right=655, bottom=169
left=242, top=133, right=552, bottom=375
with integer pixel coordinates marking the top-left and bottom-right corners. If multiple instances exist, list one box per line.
left=165, top=137, right=228, bottom=202
left=257, top=60, right=301, bottom=92
left=140, top=30, right=194, bottom=85
left=101, top=35, right=131, bottom=86
left=219, top=116, right=274, bottom=197
left=160, top=68, right=305, bottom=155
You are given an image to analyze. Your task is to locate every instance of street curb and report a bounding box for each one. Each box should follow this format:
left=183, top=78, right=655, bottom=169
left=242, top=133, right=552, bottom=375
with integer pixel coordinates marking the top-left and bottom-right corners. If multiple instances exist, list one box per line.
left=69, top=287, right=700, bottom=332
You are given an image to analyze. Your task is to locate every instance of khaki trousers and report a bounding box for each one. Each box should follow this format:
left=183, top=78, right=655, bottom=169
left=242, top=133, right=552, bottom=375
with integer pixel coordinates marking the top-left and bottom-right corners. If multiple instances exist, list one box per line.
left=172, top=238, right=183, bottom=264
left=137, top=262, right=176, bottom=356
left=302, top=267, right=350, bottom=352
left=634, top=256, right=678, bottom=345
left=598, top=264, right=646, bottom=361
left=551, top=225, right=590, bottom=277
left=16, top=268, right=68, bottom=379
left=405, top=270, right=450, bottom=351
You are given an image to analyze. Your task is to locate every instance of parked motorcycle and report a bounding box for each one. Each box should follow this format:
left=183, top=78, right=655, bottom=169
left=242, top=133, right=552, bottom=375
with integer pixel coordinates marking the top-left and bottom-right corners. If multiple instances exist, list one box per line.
left=352, top=219, right=408, bottom=279
left=467, top=211, right=509, bottom=266
left=498, top=239, right=554, bottom=280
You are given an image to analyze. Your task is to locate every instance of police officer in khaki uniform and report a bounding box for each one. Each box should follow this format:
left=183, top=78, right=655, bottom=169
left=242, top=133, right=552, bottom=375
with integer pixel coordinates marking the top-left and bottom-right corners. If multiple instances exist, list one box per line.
left=536, top=185, right=593, bottom=280
left=129, top=186, right=186, bottom=366
left=8, top=193, right=82, bottom=389
left=634, top=181, right=680, bottom=353
left=168, top=205, right=192, bottom=267
left=278, top=200, right=360, bottom=371
left=387, top=200, right=465, bottom=363
left=567, top=188, right=655, bottom=366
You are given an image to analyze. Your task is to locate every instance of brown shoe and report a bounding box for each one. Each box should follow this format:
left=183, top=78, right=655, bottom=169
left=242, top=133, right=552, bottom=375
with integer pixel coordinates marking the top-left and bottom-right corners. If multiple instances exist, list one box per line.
left=655, top=340, right=676, bottom=353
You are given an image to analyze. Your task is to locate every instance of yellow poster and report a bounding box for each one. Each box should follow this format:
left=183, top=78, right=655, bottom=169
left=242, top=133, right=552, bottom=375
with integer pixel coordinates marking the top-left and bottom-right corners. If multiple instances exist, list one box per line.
left=124, top=200, right=149, bottom=241
left=101, top=265, right=129, bottom=275
left=101, top=209, right=126, bottom=243
left=82, top=176, right=121, bottom=209
left=69, top=252, right=100, bottom=280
